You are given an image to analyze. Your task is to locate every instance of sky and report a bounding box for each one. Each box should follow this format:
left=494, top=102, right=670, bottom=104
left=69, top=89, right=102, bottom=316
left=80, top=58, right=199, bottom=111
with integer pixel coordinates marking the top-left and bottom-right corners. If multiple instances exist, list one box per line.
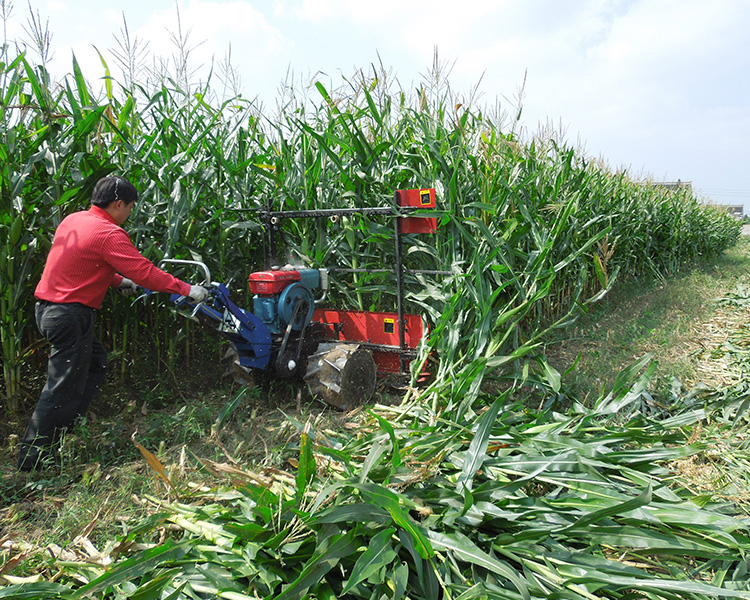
left=5, top=0, right=750, bottom=213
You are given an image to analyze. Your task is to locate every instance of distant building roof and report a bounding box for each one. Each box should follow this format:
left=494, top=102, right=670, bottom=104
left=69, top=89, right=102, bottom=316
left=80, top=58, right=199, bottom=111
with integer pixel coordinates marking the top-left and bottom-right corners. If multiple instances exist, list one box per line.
left=654, top=180, right=693, bottom=192
left=714, top=204, right=744, bottom=218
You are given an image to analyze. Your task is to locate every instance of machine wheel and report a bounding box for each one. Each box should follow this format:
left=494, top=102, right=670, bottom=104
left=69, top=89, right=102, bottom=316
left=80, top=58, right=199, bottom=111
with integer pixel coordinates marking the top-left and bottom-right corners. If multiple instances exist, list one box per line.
left=304, top=343, right=377, bottom=410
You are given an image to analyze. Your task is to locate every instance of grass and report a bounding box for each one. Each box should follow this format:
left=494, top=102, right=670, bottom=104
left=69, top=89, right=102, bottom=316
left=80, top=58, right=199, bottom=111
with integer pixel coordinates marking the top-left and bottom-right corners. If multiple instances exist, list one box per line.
left=545, top=235, right=750, bottom=404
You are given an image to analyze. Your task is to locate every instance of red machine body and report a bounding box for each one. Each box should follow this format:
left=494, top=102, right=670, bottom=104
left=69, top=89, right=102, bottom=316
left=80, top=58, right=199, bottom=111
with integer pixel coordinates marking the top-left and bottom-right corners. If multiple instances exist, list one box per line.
left=313, top=309, right=425, bottom=375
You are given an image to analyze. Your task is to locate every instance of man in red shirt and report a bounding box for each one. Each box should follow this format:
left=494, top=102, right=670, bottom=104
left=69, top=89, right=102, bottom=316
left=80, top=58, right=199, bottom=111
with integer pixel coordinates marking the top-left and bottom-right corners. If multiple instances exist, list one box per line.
left=18, top=176, right=209, bottom=471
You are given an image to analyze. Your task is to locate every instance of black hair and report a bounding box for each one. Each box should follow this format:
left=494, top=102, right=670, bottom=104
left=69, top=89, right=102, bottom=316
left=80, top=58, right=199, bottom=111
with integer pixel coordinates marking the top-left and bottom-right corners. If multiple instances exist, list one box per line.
left=91, top=176, right=138, bottom=208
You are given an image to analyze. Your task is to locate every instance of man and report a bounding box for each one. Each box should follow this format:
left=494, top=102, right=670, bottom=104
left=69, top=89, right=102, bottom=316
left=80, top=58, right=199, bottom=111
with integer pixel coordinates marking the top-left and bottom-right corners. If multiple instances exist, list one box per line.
left=17, top=175, right=209, bottom=471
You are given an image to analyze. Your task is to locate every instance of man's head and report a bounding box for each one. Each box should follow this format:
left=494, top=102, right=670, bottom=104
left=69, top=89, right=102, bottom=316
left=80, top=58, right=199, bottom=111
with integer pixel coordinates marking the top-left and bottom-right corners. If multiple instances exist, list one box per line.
left=92, top=176, right=137, bottom=225
left=92, top=176, right=138, bottom=207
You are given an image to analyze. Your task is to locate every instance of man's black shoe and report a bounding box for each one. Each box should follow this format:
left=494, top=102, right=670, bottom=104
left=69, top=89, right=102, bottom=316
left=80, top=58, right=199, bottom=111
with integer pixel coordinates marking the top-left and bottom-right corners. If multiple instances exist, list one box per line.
left=17, top=445, right=58, bottom=472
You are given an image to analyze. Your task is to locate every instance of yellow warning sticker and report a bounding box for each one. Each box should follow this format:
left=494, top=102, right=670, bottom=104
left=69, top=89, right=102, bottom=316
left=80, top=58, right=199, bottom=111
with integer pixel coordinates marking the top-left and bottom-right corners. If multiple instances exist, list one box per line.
left=383, top=317, right=395, bottom=334
left=420, top=190, right=431, bottom=205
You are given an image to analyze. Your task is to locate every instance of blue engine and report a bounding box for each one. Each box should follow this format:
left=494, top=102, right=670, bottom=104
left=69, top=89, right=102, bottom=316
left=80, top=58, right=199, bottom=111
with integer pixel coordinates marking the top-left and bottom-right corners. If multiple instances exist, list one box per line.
left=248, top=267, right=322, bottom=335
left=166, top=261, right=328, bottom=373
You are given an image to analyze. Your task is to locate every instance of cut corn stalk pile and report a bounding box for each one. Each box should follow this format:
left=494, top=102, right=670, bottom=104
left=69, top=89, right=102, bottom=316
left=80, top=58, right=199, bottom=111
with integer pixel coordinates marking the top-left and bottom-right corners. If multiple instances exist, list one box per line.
left=5, top=338, right=750, bottom=599
left=7, top=297, right=750, bottom=600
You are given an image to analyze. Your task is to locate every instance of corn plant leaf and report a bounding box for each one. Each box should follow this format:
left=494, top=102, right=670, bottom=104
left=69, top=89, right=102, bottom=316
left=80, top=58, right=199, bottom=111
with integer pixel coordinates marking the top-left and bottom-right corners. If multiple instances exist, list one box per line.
left=273, top=530, right=359, bottom=600
left=296, top=430, right=315, bottom=501
left=429, top=530, right=530, bottom=600
left=559, top=484, right=652, bottom=532
left=597, top=364, right=658, bottom=416
left=537, top=356, right=562, bottom=393
left=72, top=540, right=190, bottom=597
left=593, top=253, right=607, bottom=288
left=315, top=81, right=335, bottom=110
left=91, top=45, right=113, bottom=102
left=0, top=582, right=75, bottom=599
left=213, top=387, right=249, bottom=434
left=309, top=502, right=392, bottom=525
left=20, top=56, right=49, bottom=112
left=559, top=525, right=738, bottom=556
left=71, top=53, right=91, bottom=108
left=569, top=574, right=750, bottom=598
left=132, top=438, right=175, bottom=491
left=456, top=395, right=503, bottom=492
left=161, top=584, right=189, bottom=600
left=370, top=411, right=403, bottom=471
left=129, top=568, right=182, bottom=600
left=356, top=483, right=434, bottom=559
left=358, top=439, right=388, bottom=483
left=340, top=527, right=397, bottom=594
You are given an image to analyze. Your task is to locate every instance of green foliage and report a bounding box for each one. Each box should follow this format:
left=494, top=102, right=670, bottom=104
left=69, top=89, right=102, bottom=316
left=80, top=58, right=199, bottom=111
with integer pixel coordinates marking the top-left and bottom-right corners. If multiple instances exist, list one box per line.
left=7, top=361, right=750, bottom=599
left=0, top=46, right=740, bottom=414
left=2, top=15, right=747, bottom=600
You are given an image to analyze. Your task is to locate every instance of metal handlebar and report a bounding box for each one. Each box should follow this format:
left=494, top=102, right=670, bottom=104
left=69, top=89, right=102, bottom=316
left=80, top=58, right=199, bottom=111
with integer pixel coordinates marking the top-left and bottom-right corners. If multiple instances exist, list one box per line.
left=158, top=259, right=212, bottom=285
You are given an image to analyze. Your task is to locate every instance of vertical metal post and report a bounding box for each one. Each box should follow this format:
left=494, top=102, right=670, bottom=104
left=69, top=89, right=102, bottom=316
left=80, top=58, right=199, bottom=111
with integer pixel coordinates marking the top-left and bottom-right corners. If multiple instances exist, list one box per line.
left=393, top=193, right=407, bottom=374
left=266, top=196, right=275, bottom=270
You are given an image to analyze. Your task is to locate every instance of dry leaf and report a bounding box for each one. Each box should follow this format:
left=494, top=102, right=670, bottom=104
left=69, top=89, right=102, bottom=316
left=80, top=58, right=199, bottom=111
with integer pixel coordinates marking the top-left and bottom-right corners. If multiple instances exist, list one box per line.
left=132, top=432, right=175, bottom=491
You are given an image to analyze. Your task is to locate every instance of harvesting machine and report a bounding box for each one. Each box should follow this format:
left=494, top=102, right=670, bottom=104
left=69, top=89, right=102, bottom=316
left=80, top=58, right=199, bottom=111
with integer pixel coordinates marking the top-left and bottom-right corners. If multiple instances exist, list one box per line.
left=161, top=189, right=440, bottom=410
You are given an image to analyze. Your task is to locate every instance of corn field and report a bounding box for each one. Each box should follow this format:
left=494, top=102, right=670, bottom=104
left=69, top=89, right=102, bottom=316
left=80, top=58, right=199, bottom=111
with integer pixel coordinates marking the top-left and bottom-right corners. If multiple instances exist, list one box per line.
left=2, top=13, right=749, bottom=600
left=0, top=43, right=740, bottom=414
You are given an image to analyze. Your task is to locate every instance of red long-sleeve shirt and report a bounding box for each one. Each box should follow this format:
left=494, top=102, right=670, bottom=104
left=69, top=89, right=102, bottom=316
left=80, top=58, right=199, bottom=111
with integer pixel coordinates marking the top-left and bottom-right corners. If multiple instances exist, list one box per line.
left=35, top=205, right=191, bottom=309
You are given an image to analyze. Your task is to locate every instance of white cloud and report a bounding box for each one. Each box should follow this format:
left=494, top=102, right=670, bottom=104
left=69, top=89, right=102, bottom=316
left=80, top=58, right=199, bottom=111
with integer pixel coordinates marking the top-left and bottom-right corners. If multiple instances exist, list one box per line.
left=44, top=1, right=68, bottom=13
left=293, top=0, right=498, bottom=23
left=137, top=1, right=287, bottom=69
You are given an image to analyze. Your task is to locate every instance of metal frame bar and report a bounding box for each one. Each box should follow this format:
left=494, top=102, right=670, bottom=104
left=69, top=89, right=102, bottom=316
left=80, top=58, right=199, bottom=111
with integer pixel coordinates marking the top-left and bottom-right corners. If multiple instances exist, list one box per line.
left=258, top=200, right=438, bottom=375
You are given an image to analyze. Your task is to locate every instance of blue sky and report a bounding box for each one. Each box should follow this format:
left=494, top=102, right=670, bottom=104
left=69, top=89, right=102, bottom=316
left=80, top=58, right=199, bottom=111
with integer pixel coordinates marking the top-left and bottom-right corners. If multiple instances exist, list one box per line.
left=7, top=0, right=750, bottom=212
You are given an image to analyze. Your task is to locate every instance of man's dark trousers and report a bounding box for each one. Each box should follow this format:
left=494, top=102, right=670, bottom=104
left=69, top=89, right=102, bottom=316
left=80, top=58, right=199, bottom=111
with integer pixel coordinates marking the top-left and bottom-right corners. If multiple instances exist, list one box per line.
left=17, top=301, right=107, bottom=470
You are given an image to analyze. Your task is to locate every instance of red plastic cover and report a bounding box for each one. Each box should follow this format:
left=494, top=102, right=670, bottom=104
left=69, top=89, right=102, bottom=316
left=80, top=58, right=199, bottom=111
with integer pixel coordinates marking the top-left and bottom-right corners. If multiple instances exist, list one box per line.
left=395, top=188, right=437, bottom=234
left=248, top=270, right=300, bottom=295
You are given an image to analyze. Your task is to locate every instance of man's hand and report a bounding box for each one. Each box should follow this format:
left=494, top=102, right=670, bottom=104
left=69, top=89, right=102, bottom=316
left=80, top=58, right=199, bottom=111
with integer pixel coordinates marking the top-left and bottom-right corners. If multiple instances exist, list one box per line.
left=188, top=284, right=209, bottom=303
left=118, top=277, right=138, bottom=296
